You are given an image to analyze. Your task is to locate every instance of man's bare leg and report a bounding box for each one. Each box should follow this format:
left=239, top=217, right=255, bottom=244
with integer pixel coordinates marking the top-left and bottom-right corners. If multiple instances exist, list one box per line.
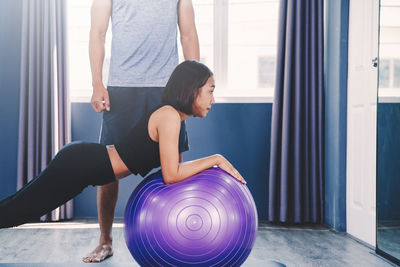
left=83, top=180, right=119, bottom=263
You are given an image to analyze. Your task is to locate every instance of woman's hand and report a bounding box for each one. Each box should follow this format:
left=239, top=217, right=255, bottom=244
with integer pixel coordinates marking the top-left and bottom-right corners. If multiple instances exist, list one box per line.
left=214, top=154, right=246, bottom=184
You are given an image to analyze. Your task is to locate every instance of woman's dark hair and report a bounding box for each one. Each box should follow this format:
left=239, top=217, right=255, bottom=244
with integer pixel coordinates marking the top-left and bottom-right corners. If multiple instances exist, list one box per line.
left=162, top=60, right=213, bottom=115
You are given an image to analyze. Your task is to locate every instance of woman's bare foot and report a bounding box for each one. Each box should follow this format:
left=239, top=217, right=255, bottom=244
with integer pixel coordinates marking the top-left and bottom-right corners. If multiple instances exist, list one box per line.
left=82, top=243, right=114, bottom=263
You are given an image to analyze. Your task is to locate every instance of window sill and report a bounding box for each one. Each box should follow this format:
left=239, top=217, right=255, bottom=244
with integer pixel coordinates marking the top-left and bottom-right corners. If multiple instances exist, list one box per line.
left=70, top=95, right=274, bottom=104
left=215, top=96, right=273, bottom=103
left=378, top=88, right=400, bottom=103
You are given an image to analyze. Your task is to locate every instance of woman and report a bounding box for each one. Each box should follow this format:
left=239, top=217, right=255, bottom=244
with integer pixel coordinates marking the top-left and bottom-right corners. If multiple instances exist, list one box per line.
left=0, top=61, right=245, bottom=229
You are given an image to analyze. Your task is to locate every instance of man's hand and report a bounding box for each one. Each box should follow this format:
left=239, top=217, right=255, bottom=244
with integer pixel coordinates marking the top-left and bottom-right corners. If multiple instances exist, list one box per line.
left=89, top=0, right=112, bottom=113
left=91, top=84, right=110, bottom=112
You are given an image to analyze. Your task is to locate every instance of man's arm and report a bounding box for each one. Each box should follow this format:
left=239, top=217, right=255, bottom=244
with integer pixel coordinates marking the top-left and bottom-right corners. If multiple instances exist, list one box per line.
left=89, top=0, right=112, bottom=112
left=178, top=0, right=199, bottom=163
left=178, top=0, right=200, bottom=61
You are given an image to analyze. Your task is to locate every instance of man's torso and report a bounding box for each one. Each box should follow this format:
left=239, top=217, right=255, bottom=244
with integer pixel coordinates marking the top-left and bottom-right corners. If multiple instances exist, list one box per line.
left=108, top=0, right=179, bottom=87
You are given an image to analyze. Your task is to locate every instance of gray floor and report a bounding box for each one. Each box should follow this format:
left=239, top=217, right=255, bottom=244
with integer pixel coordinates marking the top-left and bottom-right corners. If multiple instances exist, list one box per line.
left=0, top=219, right=396, bottom=267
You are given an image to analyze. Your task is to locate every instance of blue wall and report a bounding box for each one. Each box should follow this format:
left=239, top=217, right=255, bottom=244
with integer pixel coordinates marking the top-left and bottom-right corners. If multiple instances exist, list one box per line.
left=72, top=103, right=272, bottom=221
left=324, top=0, right=349, bottom=231
left=0, top=0, right=22, bottom=200
left=377, top=103, right=400, bottom=223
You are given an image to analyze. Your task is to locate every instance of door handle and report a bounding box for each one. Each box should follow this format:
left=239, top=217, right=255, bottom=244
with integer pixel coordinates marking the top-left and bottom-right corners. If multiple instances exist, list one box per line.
left=372, top=57, right=378, bottom=68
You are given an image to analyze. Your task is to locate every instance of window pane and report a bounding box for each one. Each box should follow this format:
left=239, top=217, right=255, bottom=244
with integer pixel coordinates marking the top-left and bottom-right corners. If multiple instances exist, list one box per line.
left=227, top=0, right=279, bottom=93
left=379, top=3, right=400, bottom=92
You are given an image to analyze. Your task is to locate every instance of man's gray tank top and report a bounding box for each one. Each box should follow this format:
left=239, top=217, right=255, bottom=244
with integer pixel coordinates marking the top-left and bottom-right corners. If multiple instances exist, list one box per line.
left=108, top=0, right=179, bottom=87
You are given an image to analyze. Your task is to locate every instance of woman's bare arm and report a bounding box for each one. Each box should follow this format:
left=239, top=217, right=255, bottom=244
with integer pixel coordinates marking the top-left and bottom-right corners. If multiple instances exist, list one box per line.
left=156, top=108, right=246, bottom=185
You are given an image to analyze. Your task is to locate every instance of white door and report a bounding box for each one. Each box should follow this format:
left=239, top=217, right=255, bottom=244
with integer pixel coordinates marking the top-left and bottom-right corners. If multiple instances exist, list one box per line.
left=346, top=0, right=379, bottom=246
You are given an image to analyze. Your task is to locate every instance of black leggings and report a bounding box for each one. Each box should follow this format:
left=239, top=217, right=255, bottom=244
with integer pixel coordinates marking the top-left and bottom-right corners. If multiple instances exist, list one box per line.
left=0, top=141, right=116, bottom=228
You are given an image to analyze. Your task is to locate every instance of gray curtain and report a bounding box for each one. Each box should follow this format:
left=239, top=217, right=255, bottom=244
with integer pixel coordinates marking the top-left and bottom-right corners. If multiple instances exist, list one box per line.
left=17, top=0, right=71, bottom=221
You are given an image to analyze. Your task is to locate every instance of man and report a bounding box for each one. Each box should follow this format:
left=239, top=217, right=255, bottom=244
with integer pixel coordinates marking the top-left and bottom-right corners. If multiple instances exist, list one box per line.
left=83, top=0, right=199, bottom=262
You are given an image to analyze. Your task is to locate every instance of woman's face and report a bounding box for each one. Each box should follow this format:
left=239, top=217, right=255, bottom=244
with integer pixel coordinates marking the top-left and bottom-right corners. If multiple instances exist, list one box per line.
left=192, top=76, right=215, bottom=118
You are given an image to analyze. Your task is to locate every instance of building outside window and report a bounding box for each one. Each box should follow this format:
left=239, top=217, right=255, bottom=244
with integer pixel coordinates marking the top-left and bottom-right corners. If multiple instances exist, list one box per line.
left=258, top=56, right=276, bottom=88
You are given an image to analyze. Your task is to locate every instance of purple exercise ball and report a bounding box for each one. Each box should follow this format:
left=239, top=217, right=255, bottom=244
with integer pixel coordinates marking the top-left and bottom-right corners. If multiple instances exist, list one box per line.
left=124, top=167, right=258, bottom=266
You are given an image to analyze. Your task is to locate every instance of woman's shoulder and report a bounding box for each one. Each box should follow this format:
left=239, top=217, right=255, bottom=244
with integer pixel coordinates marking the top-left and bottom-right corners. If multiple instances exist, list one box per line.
left=149, top=105, right=181, bottom=129
left=153, top=105, right=180, bottom=120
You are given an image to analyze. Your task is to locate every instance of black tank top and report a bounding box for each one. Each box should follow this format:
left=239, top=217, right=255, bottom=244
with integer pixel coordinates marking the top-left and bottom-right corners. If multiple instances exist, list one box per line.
left=114, top=106, right=161, bottom=177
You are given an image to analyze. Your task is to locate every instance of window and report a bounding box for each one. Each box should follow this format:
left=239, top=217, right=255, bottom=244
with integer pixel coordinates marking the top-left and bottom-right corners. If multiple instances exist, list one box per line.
left=224, top=0, right=278, bottom=101
left=68, top=0, right=279, bottom=103
left=379, top=58, right=400, bottom=88
left=379, top=1, right=400, bottom=102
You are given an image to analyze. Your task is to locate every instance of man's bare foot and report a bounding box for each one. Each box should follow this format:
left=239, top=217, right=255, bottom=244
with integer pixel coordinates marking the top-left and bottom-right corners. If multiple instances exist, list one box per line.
left=82, top=243, right=114, bottom=263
